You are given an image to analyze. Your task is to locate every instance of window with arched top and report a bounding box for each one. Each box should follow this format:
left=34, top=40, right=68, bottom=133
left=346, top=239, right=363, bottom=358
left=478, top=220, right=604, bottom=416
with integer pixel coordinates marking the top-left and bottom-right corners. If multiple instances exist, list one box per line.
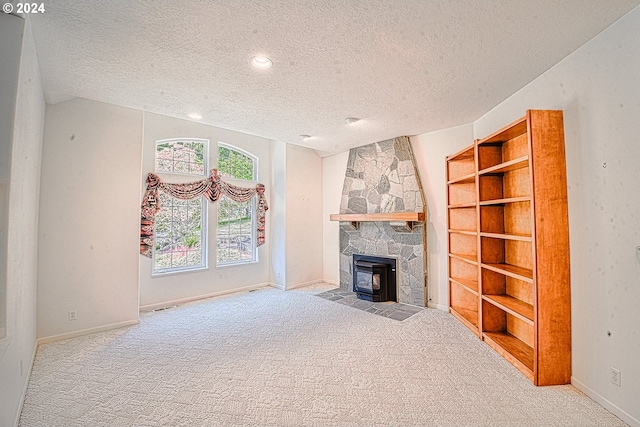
left=217, top=143, right=258, bottom=266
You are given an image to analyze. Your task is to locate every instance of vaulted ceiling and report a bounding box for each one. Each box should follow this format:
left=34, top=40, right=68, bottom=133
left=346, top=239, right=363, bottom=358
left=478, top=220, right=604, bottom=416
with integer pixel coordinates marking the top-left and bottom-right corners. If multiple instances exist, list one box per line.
left=29, top=0, right=640, bottom=156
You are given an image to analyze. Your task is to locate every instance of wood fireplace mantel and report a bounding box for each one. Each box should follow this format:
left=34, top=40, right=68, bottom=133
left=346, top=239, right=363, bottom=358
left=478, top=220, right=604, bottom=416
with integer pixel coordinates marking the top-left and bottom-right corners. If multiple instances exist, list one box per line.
left=329, top=212, right=425, bottom=231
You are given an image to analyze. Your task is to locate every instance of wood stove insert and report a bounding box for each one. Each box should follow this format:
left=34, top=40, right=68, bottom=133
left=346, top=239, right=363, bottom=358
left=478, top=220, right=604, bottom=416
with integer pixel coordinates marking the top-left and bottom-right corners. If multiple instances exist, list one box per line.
left=352, top=254, right=397, bottom=302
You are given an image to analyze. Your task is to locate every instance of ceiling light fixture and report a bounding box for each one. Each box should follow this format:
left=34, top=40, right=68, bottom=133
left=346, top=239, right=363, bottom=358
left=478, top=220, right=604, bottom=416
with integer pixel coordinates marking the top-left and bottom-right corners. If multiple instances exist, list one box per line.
left=344, top=117, right=360, bottom=125
left=188, top=113, right=203, bottom=120
left=251, top=56, right=273, bottom=70
left=300, top=134, right=311, bottom=141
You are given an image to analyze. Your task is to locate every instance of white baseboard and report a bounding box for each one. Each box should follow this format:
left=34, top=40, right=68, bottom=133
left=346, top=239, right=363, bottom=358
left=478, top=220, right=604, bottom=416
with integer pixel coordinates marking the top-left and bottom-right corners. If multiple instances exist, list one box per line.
left=14, top=339, right=38, bottom=427
left=571, top=376, right=639, bottom=427
left=284, top=279, right=325, bottom=291
left=37, top=319, right=140, bottom=346
left=322, top=279, right=339, bottom=287
left=427, top=302, right=449, bottom=311
left=269, top=279, right=329, bottom=291
left=139, top=283, right=272, bottom=312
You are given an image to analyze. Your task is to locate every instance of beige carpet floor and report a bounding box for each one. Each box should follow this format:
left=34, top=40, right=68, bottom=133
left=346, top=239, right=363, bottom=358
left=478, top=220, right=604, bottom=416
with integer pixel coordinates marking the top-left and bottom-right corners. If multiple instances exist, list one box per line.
left=19, top=283, right=626, bottom=426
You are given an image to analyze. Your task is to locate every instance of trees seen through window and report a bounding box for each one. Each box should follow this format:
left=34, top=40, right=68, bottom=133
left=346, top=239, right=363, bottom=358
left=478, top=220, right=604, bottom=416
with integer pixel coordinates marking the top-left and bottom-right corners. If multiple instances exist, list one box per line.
left=217, top=144, right=257, bottom=266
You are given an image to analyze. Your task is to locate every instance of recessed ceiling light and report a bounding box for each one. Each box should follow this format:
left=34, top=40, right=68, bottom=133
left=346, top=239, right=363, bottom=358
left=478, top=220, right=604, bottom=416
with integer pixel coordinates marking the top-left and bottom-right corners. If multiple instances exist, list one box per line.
left=300, top=134, right=311, bottom=141
left=344, top=117, right=360, bottom=125
left=251, top=56, right=273, bottom=69
left=188, top=113, right=203, bottom=120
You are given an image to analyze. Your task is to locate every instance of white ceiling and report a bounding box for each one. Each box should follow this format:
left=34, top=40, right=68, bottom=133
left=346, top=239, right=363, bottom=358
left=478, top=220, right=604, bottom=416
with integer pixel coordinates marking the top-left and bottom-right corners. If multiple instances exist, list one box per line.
left=29, top=0, right=640, bottom=156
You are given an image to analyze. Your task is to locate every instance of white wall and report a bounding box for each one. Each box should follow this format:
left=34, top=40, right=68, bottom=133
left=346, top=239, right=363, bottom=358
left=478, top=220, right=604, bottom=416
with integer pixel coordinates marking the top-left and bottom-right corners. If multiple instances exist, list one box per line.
left=270, top=140, right=287, bottom=288
left=139, top=112, right=273, bottom=308
left=472, top=7, right=640, bottom=424
left=38, top=98, right=142, bottom=340
left=0, top=14, right=45, bottom=427
left=411, top=124, right=474, bottom=310
left=321, top=151, right=349, bottom=285
left=283, top=144, right=324, bottom=289
left=0, top=14, right=21, bottom=349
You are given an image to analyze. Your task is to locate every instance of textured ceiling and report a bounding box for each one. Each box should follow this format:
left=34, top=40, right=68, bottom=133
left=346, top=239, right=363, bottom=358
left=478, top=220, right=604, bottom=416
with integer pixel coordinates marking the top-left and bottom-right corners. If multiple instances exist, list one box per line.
left=29, top=0, right=640, bottom=156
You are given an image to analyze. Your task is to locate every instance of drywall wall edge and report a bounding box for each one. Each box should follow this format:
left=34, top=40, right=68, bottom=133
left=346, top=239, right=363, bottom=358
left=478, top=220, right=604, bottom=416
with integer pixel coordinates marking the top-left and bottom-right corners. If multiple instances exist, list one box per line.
left=12, top=340, right=37, bottom=427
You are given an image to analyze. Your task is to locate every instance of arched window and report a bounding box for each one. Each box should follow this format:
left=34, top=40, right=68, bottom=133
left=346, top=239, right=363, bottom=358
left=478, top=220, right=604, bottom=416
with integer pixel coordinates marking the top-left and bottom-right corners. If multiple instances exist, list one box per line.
left=217, top=143, right=258, bottom=266
left=153, top=138, right=208, bottom=274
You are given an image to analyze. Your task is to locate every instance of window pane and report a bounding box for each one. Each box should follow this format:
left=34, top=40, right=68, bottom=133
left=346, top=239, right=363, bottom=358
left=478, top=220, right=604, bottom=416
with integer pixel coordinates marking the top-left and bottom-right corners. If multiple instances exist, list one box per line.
left=217, top=196, right=255, bottom=265
left=155, top=139, right=207, bottom=176
left=218, top=146, right=254, bottom=180
left=154, top=192, right=206, bottom=273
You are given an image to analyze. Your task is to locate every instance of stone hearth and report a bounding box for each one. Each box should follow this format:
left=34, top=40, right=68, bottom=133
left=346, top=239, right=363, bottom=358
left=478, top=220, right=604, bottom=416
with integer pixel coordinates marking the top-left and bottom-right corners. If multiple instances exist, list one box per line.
left=316, top=288, right=422, bottom=321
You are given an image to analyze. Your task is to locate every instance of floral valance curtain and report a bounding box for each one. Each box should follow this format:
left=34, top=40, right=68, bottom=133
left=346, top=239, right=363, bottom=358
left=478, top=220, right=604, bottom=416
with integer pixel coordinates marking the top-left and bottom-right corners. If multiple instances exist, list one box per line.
left=140, top=169, right=268, bottom=257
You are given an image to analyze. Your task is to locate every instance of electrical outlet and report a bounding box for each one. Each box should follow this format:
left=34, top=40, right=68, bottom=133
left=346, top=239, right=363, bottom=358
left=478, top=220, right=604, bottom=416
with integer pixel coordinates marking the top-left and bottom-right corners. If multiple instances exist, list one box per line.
left=611, top=367, right=621, bottom=387
left=68, top=310, right=77, bottom=321
left=635, top=246, right=640, bottom=262
left=276, top=271, right=281, bottom=280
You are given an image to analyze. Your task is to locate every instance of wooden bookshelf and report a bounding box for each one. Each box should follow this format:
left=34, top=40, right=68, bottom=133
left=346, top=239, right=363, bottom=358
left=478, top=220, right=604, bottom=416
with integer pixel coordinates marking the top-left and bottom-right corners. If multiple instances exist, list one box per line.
left=446, top=110, right=571, bottom=386
left=446, top=144, right=480, bottom=338
left=449, top=276, right=478, bottom=293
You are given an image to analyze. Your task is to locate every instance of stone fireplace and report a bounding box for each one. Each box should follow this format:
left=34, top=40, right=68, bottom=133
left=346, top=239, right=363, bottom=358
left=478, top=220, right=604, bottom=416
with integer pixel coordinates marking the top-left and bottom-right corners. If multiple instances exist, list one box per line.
left=334, top=136, right=427, bottom=307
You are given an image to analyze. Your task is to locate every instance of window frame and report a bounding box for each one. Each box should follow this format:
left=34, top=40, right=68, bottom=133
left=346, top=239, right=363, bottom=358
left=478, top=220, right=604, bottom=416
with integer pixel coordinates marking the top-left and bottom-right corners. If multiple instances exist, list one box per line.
left=216, top=143, right=259, bottom=267
left=152, top=138, right=210, bottom=276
